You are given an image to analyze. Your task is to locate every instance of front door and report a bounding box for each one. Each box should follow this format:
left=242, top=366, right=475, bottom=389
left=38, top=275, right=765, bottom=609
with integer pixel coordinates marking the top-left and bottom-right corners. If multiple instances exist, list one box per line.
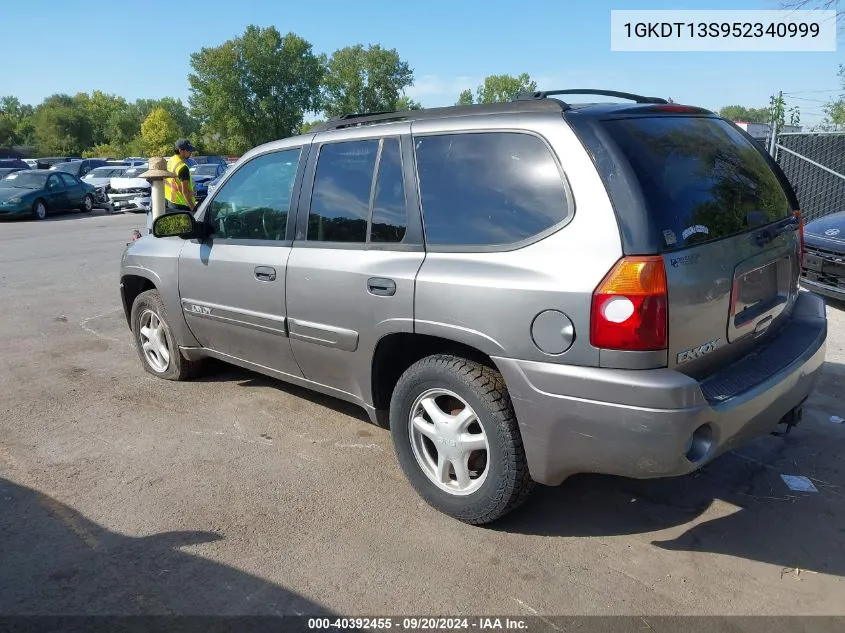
left=45, top=174, right=67, bottom=209
left=177, top=144, right=307, bottom=378
left=285, top=130, right=425, bottom=403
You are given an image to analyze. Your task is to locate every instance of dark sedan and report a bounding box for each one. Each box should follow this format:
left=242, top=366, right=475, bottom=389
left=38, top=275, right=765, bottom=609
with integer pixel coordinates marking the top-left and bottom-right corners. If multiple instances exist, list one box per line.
left=800, top=210, right=845, bottom=302
left=0, top=170, right=97, bottom=220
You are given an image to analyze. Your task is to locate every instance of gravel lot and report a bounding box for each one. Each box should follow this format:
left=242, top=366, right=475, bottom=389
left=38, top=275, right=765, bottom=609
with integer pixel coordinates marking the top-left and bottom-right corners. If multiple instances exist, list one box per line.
left=1, top=211, right=844, bottom=618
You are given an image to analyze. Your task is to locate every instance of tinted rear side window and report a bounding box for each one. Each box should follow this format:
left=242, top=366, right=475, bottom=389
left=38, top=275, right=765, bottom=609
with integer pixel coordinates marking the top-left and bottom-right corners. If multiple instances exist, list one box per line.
left=414, top=132, right=569, bottom=247
left=601, top=116, right=792, bottom=250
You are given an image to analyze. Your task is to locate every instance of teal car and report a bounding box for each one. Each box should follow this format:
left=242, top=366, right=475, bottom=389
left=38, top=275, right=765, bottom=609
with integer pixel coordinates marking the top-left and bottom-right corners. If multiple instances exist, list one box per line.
left=0, top=170, right=97, bottom=220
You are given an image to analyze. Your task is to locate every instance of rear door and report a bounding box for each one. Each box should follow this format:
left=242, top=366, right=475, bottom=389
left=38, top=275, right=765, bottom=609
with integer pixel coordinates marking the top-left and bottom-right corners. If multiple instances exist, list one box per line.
left=285, top=126, right=425, bottom=402
left=44, top=174, right=68, bottom=209
left=597, top=114, right=801, bottom=377
left=58, top=172, right=84, bottom=206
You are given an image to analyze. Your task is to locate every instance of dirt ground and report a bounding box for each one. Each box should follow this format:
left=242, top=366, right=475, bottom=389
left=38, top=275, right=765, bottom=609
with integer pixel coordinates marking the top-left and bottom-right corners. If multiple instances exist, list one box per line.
left=1, top=212, right=843, bottom=619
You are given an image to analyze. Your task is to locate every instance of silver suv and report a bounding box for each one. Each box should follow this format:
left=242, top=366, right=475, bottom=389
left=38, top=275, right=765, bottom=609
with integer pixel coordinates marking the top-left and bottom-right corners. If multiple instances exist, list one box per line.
left=120, top=90, right=828, bottom=525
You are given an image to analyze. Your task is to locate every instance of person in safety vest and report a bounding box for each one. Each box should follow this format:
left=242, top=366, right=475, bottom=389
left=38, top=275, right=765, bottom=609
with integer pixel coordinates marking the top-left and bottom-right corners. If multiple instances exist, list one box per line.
left=164, top=138, right=198, bottom=213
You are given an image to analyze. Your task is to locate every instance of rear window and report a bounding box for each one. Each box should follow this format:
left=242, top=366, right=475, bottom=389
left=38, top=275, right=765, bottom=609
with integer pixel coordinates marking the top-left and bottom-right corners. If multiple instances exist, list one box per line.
left=414, top=132, right=570, bottom=247
left=601, top=116, right=792, bottom=251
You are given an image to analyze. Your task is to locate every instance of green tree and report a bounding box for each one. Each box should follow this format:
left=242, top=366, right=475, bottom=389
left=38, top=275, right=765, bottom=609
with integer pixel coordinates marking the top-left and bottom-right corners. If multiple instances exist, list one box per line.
left=188, top=25, right=323, bottom=154
left=718, top=105, right=771, bottom=123
left=33, top=94, right=92, bottom=155
left=822, top=64, right=845, bottom=127
left=321, top=44, right=415, bottom=118
left=0, top=96, right=35, bottom=147
left=455, top=73, right=537, bottom=105
left=74, top=91, right=129, bottom=146
left=395, top=95, right=422, bottom=111
left=141, top=107, right=181, bottom=156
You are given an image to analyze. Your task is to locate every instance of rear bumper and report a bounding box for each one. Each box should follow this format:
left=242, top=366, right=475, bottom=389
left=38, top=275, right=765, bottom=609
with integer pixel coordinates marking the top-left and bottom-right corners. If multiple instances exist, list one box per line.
left=493, top=291, right=828, bottom=486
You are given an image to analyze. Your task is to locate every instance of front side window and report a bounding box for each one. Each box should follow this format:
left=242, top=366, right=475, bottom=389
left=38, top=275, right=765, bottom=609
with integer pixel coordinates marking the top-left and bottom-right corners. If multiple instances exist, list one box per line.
left=207, top=148, right=301, bottom=241
left=58, top=173, right=77, bottom=187
left=414, top=132, right=570, bottom=247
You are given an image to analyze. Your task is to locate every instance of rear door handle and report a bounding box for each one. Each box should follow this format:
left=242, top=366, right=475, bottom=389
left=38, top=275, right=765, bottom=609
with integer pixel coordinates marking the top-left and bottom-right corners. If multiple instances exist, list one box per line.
left=367, top=277, right=396, bottom=296
left=254, top=266, right=276, bottom=282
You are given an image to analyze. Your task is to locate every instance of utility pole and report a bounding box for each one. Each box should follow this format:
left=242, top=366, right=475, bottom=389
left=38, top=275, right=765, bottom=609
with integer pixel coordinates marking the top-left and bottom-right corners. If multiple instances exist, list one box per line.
left=768, top=90, right=782, bottom=158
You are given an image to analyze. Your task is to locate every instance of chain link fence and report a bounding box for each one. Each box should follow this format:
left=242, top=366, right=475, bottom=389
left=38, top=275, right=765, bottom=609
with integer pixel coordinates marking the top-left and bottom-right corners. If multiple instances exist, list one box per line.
left=775, top=132, right=845, bottom=223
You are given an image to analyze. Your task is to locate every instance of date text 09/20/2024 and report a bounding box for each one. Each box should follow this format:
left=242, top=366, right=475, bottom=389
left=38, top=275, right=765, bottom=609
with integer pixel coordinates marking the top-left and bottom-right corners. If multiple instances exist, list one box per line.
left=308, top=617, right=529, bottom=630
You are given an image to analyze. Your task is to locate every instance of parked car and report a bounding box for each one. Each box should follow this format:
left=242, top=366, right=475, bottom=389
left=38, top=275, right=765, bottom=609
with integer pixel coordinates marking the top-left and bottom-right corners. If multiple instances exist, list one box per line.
left=0, top=169, right=97, bottom=220
left=34, top=156, right=81, bottom=169
left=119, top=91, right=827, bottom=525
left=51, top=158, right=109, bottom=179
left=190, top=163, right=227, bottom=201
left=190, top=155, right=227, bottom=166
left=108, top=164, right=150, bottom=213
left=0, top=167, right=28, bottom=179
left=83, top=166, right=129, bottom=188
left=801, top=210, right=845, bottom=302
left=0, top=158, right=31, bottom=171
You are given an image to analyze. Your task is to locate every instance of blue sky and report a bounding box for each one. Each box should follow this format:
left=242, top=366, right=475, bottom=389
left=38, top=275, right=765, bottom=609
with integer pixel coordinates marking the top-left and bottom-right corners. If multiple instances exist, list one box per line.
left=2, top=0, right=843, bottom=126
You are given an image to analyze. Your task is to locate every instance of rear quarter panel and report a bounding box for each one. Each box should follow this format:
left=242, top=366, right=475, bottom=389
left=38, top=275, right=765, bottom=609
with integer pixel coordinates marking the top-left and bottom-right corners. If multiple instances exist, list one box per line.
left=412, top=114, right=623, bottom=366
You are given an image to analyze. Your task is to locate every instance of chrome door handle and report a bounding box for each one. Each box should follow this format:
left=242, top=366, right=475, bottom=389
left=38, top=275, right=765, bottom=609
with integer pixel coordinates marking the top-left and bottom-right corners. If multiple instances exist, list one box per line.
left=254, top=266, right=276, bottom=282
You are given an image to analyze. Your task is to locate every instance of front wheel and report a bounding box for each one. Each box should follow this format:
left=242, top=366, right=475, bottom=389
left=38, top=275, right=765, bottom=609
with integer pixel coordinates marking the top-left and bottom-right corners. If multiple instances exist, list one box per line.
left=130, top=289, right=202, bottom=381
left=389, top=354, right=535, bottom=525
left=81, top=194, right=94, bottom=212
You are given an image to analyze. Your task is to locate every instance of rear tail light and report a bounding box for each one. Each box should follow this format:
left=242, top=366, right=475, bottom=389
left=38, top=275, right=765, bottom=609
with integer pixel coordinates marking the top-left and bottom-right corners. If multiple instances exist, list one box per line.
left=590, top=256, right=668, bottom=351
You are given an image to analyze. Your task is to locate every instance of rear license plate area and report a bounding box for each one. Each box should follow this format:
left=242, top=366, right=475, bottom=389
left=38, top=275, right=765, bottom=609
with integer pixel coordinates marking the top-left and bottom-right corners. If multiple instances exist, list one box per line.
left=730, top=256, right=791, bottom=340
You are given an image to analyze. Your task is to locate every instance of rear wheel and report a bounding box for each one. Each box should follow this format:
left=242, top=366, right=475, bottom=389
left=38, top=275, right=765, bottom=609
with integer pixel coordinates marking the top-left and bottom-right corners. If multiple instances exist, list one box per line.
left=31, top=199, right=47, bottom=220
left=389, top=354, right=535, bottom=525
left=81, top=194, right=94, bottom=213
left=130, top=289, right=202, bottom=381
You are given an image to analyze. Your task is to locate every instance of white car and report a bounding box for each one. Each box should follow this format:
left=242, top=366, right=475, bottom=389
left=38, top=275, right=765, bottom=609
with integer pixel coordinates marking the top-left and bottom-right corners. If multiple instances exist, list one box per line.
left=107, top=165, right=150, bottom=213
left=82, top=166, right=129, bottom=188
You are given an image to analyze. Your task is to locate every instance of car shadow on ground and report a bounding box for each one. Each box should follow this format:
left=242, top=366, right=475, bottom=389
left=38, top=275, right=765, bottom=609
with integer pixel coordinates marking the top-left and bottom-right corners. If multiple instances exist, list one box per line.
left=492, top=360, right=845, bottom=578
left=187, top=353, right=845, bottom=578
left=0, top=476, right=334, bottom=619
left=192, top=360, right=371, bottom=423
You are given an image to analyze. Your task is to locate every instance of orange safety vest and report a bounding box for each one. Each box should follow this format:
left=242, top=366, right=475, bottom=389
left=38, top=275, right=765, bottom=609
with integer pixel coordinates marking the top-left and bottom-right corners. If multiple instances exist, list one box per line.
left=164, top=154, right=194, bottom=207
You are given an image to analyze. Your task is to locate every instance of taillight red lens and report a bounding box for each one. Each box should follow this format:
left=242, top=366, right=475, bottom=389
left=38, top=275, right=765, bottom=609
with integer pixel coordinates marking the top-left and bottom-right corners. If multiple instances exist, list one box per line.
left=590, top=256, right=668, bottom=351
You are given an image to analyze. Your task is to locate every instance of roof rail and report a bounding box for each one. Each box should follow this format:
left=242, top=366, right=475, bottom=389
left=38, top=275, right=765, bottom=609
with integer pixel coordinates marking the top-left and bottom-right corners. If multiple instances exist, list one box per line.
left=514, top=89, right=668, bottom=105
left=310, top=99, right=570, bottom=133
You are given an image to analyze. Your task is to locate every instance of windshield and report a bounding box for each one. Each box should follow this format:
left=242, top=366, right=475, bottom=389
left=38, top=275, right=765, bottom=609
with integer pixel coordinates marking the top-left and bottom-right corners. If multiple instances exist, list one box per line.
left=0, top=171, right=49, bottom=189
left=87, top=167, right=126, bottom=178
left=600, top=116, right=792, bottom=251
left=191, top=165, right=219, bottom=177
left=52, top=162, right=82, bottom=175
left=121, top=167, right=148, bottom=178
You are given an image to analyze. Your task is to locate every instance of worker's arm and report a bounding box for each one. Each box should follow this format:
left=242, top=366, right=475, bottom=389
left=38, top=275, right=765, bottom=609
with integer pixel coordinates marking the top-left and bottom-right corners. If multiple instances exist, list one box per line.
left=178, top=165, right=196, bottom=210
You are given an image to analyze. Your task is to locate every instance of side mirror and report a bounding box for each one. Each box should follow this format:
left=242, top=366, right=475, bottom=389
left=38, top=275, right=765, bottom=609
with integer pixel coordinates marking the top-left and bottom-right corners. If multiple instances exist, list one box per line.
left=152, top=211, right=198, bottom=239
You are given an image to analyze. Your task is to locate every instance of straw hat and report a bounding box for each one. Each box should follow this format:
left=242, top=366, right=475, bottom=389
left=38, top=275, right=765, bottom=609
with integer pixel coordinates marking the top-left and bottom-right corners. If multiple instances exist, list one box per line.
left=138, top=156, right=178, bottom=180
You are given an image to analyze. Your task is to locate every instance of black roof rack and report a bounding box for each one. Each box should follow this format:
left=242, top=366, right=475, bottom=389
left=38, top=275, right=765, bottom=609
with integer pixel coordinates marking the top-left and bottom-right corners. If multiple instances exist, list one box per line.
left=310, top=99, right=570, bottom=133
left=514, top=89, right=668, bottom=105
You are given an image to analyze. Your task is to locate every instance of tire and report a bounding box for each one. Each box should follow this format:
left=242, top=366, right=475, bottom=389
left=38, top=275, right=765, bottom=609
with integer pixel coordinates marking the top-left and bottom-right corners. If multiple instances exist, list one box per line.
left=81, top=194, right=94, bottom=213
left=31, top=199, right=47, bottom=220
left=130, top=289, right=202, bottom=381
left=389, top=354, right=535, bottom=525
